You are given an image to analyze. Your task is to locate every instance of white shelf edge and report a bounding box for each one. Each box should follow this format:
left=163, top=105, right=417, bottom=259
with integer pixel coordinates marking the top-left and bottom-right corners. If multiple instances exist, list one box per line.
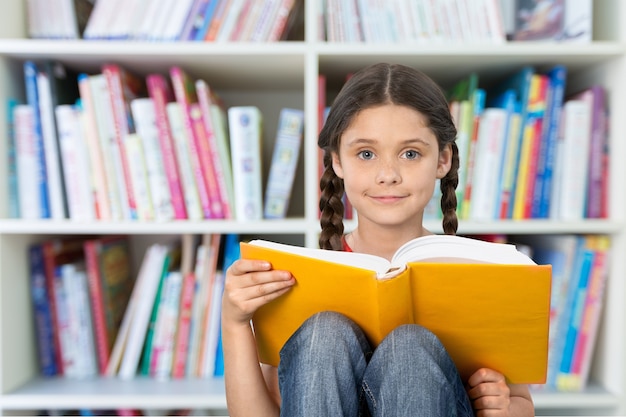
left=1, top=377, right=618, bottom=412
left=0, top=39, right=622, bottom=59
left=0, top=219, right=316, bottom=235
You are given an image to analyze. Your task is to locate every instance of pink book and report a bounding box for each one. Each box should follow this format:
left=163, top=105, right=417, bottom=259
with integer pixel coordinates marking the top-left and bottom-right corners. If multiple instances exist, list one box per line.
left=569, top=237, right=609, bottom=390
left=101, top=64, right=144, bottom=220
left=171, top=271, right=196, bottom=379
left=170, top=66, right=223, bottom=218
left=146, top=74, right=188, bottom=219
left=196, top=79, right=232, bottom=218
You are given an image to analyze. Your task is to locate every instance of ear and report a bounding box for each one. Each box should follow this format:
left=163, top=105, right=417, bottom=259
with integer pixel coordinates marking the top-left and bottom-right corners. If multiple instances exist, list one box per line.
left=331, top=152, right=345, bottom=179
left=436, top=143, right=452, bottom=179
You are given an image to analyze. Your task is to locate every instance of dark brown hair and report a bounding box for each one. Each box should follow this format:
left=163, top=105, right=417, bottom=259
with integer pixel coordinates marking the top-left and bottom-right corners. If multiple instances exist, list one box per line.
left=318, top=63, right=459, bottom=250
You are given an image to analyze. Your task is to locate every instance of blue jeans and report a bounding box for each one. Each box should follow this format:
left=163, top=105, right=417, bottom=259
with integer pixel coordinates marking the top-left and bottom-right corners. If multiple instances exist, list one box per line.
left=278, top=311, right=474, bottom=417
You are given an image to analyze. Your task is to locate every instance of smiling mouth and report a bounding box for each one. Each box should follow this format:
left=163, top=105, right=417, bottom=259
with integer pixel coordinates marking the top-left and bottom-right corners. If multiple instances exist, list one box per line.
left=371, top=196, right=405, bottom=203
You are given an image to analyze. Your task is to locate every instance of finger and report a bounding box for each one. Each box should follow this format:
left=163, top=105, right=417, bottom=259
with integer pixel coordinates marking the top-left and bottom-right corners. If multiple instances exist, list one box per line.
left=228, top=258, right=274, bottom=276
left=467, top=368, right=506, bottom=388
left=467, top=381, right=509, bottom=400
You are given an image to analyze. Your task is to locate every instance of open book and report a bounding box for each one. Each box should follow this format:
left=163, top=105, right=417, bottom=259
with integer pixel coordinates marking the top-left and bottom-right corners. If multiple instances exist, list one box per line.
left=241, top=235, right=552, bottom=384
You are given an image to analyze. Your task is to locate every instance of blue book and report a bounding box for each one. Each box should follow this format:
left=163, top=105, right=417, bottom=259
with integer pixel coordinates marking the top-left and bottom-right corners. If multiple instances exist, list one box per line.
left=490, top=89, right=518, bottom=219
left=29, top=244, right=59, bottom=376
left=23, top=60, right=50, bottom=218
left=6, top=98, right=20, bottom=218
left=533, top=65, right=568, bottom=218
left=194, top=0, right=220, bottom=41
left=213, top=234, right=240, bottom=377
left=556, top=237, right=595, bottom=389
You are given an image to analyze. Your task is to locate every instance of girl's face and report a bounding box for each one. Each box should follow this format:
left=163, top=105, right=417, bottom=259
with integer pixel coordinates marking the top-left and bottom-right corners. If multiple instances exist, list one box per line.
left=332, top=104, right=451, bottom=230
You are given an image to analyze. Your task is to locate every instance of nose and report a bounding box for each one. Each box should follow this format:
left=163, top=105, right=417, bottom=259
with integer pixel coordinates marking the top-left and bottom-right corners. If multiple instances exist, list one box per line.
left=375, top=159, right=401, bottom=184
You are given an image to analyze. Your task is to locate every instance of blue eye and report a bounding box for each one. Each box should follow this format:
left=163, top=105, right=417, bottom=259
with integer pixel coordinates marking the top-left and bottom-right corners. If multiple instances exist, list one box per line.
left=358, top=150, right=375, bottom=160
left=403, top=150, right=420, bottom=160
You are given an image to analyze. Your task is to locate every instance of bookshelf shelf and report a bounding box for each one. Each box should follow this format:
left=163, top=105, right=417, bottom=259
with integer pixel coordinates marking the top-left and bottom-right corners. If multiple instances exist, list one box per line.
left=0, top=0, right=625, bottom=415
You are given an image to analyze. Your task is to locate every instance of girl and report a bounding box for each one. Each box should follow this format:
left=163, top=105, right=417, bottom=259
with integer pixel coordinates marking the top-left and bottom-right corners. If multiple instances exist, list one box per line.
left=222, top=63, right=535, bottom=416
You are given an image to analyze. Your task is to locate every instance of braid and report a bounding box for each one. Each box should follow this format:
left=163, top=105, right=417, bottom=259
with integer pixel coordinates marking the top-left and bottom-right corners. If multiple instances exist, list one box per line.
left=318, top=152, right=345, bottom=250
left=440, top=142, right=459, bottom=235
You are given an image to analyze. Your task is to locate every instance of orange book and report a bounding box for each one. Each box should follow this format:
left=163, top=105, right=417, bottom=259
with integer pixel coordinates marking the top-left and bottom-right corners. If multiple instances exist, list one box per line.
left=241, top=235, right=551, bottom=384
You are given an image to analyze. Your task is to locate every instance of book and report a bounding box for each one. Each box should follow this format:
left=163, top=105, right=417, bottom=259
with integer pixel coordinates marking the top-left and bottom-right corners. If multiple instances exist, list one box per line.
left=14, top=104, right=42, bottom=219
left=114, top=244, right=169, bottom=379
left=84, top=236, right=134, bottom=375
left=228, top=106, right=264, bottom=221
left=263, top=108, right=304, bottom=219
left=241, top=235, right=552, bottom=384
left=146, top=73, right=188, bottom=220
left=23, top=60, right=50, bottom=218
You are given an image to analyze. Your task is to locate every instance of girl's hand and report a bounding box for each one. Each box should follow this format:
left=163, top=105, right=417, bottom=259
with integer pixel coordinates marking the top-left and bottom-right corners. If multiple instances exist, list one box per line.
left=222, top=259, right=295, bottom=326
left=466, top=368, right=511, bottom=416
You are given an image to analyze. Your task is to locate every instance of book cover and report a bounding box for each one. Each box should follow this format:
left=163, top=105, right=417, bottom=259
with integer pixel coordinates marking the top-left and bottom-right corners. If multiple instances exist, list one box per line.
left=263, top=108, right=304, bottom=219
left=228, top=106, right=264, bottom=221
left=242, top=235, right=551, bottom=384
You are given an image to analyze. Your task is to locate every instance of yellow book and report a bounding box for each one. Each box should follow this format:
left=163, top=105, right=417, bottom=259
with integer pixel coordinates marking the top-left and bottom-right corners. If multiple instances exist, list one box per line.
left=241, top=235, right=552, bottom=384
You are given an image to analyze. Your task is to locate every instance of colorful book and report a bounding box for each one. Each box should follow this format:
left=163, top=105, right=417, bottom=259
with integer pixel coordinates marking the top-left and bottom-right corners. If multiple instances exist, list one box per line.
left=170, top=66, right=222, bottom=218
left=14, top=104, right=42, bottom=219
left=263, top=108, right=304, bottom=219
left=242, top=235, right=551, bottom=384
left=195, top=78, right=234, bottom=218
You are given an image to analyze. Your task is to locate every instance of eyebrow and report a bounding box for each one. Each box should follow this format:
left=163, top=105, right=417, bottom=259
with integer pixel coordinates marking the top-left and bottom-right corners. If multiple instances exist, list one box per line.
left=344, top=137, right=432, bottom=147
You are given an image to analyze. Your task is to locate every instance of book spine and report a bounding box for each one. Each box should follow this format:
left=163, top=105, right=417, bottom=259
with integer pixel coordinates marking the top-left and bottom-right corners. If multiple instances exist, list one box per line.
left=130, top=97, right=175, bottom=222
left=152, top=271, right=183, bottom=380
left=228, top=106, right=264, bottom=220
left=55, top=104, right=96, bottom=221
left=196, top=79, right=233, bottom=218
left=14, top=105, right=43, bottom=219
left=36, top=71, right=66, bottom=219
left=568, top=236, right=610, bottom=390
left=189, top=103, right=224, bottom=218
left=84, top=240, right=109, bottom=374
left=29, top=244, right=59, bottom=376
left=53, top=264, right=74, bottom=376
left=146, top=74, right=188, bottom=219
left=23, top=61, right=50, bottom=218
left=89, top=74, right=127, bottom=220
left=169, top=66, right=217, bottom=218
left=166, top=102, right=204, bottom=220
left=102, top=64, right=138, bottom=220
left=171, top=271, right=196, bottom=379
left=263, top=108, right=304, bottom=219
left=123, top=133, right=155, bottom=221
left=555, top=240, right=595, bottom=390
left=77, top=74, right=111, bottom=220
left=585, top=86, right=607, bottom=219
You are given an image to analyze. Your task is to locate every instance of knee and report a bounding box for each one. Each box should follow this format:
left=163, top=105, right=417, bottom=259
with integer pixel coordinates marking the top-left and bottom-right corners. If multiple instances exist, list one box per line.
left=280, top=311, right=368, bottom=361
left=383, top=324, right=448, bottom=360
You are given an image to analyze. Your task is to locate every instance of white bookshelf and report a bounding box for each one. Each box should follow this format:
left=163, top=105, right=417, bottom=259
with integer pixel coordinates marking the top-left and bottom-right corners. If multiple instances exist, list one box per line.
left=0, top=0, right=625, bottom=415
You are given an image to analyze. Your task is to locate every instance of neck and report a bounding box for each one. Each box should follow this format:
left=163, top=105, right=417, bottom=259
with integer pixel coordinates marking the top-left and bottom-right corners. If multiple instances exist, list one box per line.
left=348, top=223, right=430, bottom=261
